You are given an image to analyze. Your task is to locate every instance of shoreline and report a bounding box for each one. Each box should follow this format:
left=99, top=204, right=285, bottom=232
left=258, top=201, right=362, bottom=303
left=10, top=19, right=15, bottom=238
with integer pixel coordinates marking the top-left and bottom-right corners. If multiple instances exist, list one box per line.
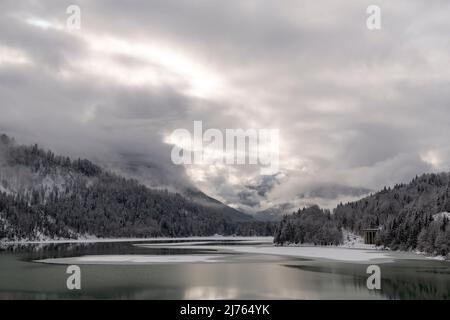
left=0, top=235, right=274, bottom=245
left=1, top=236, right=447, bottom=262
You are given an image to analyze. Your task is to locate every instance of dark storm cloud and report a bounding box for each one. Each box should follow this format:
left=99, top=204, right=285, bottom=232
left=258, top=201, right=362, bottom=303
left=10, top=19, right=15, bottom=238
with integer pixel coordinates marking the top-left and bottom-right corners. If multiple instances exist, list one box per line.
left=0, top=0, right=449, bottom=211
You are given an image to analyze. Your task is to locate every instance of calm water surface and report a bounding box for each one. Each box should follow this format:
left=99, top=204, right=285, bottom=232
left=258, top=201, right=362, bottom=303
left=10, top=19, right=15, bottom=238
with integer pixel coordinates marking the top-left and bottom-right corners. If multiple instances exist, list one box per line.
left=0, top=239, right=448, bottom=299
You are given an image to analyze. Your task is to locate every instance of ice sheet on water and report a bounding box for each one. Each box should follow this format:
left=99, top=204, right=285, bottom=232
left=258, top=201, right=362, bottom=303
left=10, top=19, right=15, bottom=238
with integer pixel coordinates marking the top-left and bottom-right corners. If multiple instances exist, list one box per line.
left=36, top=254, right=223, bottom=265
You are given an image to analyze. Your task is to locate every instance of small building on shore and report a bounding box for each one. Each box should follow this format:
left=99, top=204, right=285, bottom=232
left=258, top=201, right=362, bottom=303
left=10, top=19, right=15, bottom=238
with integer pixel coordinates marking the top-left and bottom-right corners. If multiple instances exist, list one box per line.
left=361, top=228, right=379, bottom=245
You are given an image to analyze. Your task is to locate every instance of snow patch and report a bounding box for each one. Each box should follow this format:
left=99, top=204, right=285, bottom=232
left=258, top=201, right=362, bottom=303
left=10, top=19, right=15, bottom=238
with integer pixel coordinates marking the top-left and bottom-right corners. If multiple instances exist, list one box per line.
left=433, top=212, right=450, bottom=221
left=426, top=255, right=447, bottom=261
left=136, top=243, right=397, bottom=263
left=36, top=254, right=222, bottom=265
left=340, top=229, right=382, bottom=249
left=0, top=184, right=12, bottom=195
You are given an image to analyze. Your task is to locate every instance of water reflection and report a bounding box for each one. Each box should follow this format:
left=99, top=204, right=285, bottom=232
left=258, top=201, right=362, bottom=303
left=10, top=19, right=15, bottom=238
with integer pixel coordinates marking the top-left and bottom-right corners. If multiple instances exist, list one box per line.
left=184, top=287, right=241, bottom=299
left=285, top=260, right=450, bottom=300
left=0, top=240, right=448, bottom=300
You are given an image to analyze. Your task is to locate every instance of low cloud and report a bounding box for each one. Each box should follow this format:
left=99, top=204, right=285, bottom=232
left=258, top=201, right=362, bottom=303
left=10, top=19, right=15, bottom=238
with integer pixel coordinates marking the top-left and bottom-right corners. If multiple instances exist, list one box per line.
left=1, top=0, right=449, bottom=212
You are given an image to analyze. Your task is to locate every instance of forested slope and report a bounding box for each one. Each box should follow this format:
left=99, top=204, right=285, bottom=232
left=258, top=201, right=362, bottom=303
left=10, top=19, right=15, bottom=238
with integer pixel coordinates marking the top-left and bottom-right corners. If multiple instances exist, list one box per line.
left=0, top=134, right=273, bottom=240
left=275, top=174, right=450, bottom=257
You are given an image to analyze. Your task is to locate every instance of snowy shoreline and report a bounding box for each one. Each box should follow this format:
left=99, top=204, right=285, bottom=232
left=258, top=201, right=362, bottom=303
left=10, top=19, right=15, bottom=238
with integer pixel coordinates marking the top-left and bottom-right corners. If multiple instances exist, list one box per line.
left=0, top=236, right=274, bottom=245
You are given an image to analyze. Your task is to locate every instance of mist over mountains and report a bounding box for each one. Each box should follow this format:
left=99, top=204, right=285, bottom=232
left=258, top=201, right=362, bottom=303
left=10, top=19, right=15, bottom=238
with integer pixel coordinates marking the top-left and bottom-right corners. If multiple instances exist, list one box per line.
left=0, top=133, right=448, bottom=259
left=0, top=134, right=273, bottom=241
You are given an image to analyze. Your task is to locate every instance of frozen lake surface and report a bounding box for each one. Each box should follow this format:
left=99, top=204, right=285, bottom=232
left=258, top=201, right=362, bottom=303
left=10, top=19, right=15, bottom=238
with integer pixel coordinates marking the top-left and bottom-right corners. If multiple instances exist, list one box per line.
left=0, top=237, right=449, bottom=299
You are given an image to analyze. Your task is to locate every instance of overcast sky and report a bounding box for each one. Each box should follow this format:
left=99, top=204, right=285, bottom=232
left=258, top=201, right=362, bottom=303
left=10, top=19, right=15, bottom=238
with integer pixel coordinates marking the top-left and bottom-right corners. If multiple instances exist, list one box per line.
left=1, top=0, right=450, bottom=212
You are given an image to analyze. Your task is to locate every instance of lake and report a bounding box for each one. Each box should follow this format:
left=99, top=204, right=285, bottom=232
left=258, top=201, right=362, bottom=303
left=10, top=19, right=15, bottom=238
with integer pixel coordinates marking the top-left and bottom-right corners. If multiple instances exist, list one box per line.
left=0, top=237, right=448, bottom=299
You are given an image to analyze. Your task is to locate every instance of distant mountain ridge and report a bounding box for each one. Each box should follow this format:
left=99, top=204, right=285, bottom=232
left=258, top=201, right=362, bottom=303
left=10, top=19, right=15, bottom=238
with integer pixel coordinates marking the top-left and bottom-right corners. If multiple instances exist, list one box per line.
left=0, top=134, right=273, bottom=241
left=183, top=188, right=254, bottom=222
left=254, top=185, right=371, bottom=222
left=254, top=203, right=297, bottom=221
